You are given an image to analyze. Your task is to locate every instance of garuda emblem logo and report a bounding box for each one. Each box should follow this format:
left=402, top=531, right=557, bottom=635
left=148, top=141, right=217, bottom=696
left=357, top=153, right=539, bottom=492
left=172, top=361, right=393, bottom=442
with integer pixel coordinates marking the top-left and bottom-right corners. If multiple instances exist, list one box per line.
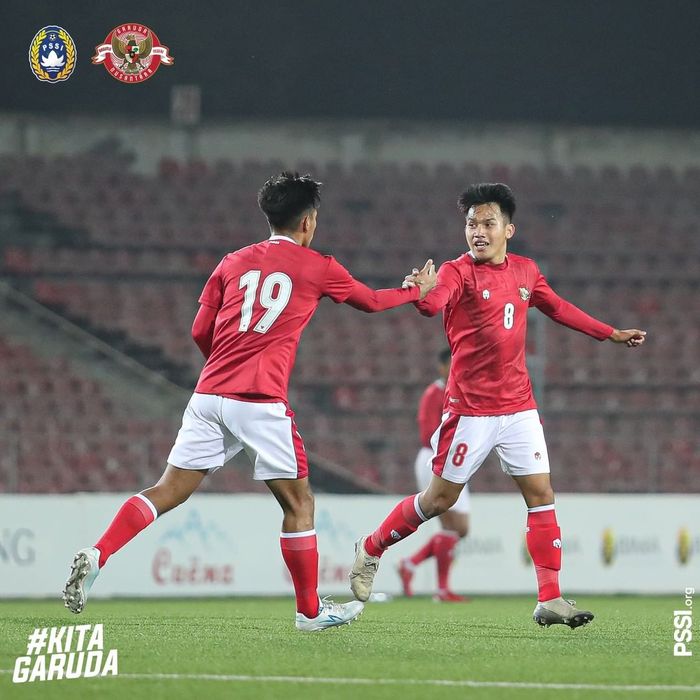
left=92, top=23, right=174, bottom=83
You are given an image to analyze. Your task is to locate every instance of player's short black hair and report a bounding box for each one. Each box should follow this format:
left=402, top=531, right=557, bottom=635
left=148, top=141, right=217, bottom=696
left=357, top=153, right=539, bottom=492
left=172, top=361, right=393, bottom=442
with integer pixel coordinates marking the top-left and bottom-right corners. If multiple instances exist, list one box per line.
left=257, top=171, right=322, bottom=231
left=458, top=183, right=516, bottom=222
left=439, top=348, right=451, bottom=365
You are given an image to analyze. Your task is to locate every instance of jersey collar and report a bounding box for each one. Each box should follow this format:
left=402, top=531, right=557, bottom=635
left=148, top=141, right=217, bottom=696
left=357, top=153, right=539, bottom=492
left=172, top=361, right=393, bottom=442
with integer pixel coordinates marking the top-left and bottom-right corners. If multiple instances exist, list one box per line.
left=468, top=250, right=509, bottom=269
left=269, top=234, right=299, bottom=245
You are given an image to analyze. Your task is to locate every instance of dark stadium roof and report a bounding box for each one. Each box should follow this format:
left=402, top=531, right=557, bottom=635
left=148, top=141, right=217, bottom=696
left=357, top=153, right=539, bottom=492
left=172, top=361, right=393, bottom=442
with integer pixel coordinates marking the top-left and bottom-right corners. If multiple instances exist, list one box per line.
left=4, top=0, right=700, bottom=128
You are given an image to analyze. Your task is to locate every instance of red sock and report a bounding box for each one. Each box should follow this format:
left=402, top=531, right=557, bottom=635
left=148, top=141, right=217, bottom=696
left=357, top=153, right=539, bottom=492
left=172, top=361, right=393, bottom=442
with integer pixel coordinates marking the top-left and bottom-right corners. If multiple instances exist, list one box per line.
left=434, top=532, right=460, bottom=592
left=280, top=530, right=319, bottom=618
left=94, top=494, right=157, bottom=568
left=409, top=533, right=439, bottom=566
left=365, top=495, right=427, bottom=558
left=526, top=506, right=562, bottom=602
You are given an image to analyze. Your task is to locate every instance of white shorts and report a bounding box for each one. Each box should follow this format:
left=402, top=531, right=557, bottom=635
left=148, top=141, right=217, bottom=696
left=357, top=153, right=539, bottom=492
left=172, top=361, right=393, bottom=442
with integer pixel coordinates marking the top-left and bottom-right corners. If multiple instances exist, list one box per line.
left=167, top=393, right=308, bottom=480
left=414, top=446, right=470, bottom=514
left=430, top=409, right=550, bottom=485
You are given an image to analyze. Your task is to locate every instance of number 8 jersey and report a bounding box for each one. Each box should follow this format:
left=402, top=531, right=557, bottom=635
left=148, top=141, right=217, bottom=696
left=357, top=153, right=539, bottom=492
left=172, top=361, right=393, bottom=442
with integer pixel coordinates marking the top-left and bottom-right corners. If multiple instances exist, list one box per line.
left=195, top=235, right=419, bottom=402
left=415, top=252, right=614, bottom=416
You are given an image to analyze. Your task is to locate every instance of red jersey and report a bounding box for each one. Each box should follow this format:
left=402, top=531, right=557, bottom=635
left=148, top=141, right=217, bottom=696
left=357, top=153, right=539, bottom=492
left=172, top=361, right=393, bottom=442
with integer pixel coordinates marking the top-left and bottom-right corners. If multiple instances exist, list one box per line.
left=194, top=235, right=420, bottom=402
left=417, top=379, right=445, bottom=447
left=415, top=252, right=614, bottom=416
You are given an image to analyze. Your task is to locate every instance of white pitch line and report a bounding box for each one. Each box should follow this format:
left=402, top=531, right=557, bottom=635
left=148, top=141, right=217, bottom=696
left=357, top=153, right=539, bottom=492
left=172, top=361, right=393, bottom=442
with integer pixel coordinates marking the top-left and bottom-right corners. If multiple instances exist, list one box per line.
left=2, top=669, right=698, bottom=692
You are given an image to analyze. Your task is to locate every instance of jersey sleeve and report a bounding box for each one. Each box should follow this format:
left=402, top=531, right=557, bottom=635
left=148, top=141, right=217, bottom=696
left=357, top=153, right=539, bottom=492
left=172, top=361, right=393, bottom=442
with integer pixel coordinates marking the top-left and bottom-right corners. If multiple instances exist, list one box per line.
left=344, top=280, right=420, bottom=311
left=321, top=256, right=357, bottom=303
left=414, top=261, right=464, bottom=317
left=198, top=259, right=225, bottom=309
left=191, top=303, right=217, bottom=359
left=323, top=256, right=421, bottom=310
left=530, top=267, right=614, bottom=340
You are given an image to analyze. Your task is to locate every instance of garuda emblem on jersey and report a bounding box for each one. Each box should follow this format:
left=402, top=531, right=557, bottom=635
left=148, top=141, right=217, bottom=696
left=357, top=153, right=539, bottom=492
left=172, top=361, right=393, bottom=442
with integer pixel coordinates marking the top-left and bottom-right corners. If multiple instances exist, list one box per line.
left=92, top=24, right=174, bottom=83
left=29, top=26, right=76, bottom=83
left=518, top=287, right=531, bottom=301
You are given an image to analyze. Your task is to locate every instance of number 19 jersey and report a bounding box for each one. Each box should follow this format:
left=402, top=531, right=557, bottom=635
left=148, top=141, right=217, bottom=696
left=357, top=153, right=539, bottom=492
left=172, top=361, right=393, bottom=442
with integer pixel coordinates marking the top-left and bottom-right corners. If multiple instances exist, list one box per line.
left=195, top=236, right=357, bottom=402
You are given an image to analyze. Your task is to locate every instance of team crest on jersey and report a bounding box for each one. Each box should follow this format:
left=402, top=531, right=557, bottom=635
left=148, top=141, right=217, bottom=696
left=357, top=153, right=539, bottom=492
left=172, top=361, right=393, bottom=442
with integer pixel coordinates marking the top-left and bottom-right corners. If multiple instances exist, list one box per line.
left=92, top=23, right=174, bottom=82
left=518, top=286, right=531, bottom=301
left=29, top=26, right=76, bottom=83
left=482, top=289, right=490, bottom=300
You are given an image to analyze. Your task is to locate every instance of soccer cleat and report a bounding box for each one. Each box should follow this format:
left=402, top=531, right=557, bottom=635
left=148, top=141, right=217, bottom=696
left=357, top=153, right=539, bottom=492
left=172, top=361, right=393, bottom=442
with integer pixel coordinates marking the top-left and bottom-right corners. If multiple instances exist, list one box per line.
left=433, top=590, right=471, bottom=603
left=295, top=597, right=364, bottom=632
left=397, top=559, right=414, bottom=597
left=533, top=597, right=594, bottom=629
left=349, top=536, right=380, bottom=602
left=62, top=547, right=100, bottom=614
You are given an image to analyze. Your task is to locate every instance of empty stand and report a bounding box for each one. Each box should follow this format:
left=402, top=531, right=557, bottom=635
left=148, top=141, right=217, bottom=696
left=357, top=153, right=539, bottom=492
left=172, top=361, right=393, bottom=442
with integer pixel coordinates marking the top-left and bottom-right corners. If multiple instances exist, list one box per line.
left=0, top=154, right=696, bottom=493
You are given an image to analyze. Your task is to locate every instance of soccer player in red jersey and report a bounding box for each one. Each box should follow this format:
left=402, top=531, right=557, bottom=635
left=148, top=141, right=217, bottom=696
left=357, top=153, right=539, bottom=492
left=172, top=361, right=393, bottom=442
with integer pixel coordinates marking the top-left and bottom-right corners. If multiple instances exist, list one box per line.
left=62, top=172, right=436, bottom=631
left=350, top=183, right=646, bottom=628
left=398, top=348, right=471, bottom=602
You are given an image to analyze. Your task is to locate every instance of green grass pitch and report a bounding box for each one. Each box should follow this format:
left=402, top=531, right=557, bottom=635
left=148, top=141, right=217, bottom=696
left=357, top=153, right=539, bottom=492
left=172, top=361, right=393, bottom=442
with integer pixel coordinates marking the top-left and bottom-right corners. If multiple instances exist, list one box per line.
left=1, top=597, right=698, bottom=699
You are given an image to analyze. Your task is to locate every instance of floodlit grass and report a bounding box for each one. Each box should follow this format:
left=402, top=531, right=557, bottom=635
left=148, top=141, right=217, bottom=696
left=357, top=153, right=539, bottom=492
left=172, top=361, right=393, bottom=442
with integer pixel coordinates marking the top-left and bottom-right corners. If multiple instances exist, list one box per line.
left=1, top=596, right=698, bottom=699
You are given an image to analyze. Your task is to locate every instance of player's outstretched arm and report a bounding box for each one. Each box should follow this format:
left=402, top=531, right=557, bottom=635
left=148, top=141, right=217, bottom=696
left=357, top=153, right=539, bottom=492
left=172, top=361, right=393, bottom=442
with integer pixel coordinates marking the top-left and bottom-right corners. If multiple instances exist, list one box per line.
left=607, top=328, right=647, bottom=347
left=342, top=259, right=435, bottom=312
left=533, top=277, right=647, bottom=348
left=408, top=261, right=462, bottom=317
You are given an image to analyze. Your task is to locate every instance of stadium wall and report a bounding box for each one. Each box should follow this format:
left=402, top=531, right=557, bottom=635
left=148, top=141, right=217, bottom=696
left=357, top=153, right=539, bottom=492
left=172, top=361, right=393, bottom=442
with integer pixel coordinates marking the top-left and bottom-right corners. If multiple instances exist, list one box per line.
left=1, top=494, right=697, bottom=597
left=1, top=113, right=700, bottom=173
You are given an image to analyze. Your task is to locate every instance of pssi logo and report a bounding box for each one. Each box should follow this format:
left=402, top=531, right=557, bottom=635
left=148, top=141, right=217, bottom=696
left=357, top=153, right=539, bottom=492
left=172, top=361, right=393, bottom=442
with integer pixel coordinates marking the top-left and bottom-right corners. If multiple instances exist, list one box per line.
left=673, top=588, right=694, bottom=657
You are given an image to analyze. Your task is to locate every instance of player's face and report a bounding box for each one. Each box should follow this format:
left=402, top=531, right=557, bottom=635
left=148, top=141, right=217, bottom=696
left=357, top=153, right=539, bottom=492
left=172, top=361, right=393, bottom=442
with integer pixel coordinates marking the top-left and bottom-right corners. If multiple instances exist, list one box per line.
left=465, top=203, right=514, bottom=264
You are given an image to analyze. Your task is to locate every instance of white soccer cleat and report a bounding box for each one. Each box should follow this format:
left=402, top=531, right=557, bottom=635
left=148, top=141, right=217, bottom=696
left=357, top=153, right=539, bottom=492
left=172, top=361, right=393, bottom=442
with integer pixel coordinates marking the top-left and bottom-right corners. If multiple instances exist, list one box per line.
left=295, top=597, right=364, bottom=632
left=533, top=597, right=594, bottom=629
left=62, top=547, right=100, bottom=614
left=349, top=536, right=380, bottom=602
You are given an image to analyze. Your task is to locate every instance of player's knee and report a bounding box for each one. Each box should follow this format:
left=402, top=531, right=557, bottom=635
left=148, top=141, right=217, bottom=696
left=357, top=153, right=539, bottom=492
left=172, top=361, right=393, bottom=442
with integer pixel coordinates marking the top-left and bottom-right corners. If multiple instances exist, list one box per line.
left=420, top=493, right=453, bottom=518
left=455, top=520, right=469, bottom=538
left=526, top=484, right=554, bottom=506
left=173, top=488, right=194, bottom=507
left=159, top=489, right=190, bottom=512
left=299, top=489, right=314, bottom=517
left=286, top=487, right=314, bottom=518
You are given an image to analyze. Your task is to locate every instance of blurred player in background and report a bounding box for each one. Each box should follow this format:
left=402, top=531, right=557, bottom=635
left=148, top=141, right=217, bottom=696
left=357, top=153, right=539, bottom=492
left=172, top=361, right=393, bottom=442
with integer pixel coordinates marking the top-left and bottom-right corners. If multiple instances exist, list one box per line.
left=63, top=171, right=436, bottom=632
left=398, top=347, right=470, bottom=602
left=350, top=183, right=646, bottom=628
